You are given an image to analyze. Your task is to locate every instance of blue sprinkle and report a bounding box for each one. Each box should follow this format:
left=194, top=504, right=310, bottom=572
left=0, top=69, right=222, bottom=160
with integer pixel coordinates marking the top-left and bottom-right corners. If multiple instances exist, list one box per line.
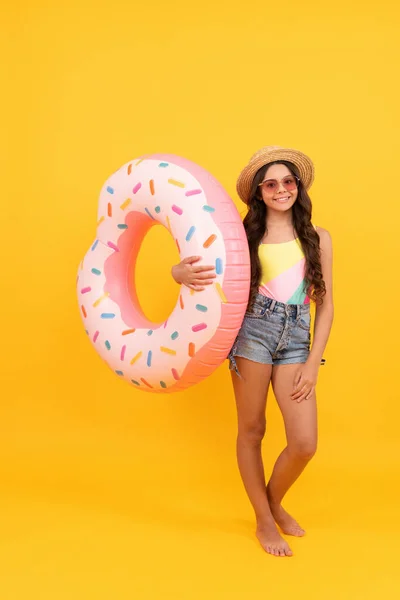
left=171, top=331, right=179, bottom=340
left=160, top=381, right=167, bottom=388
left=105, top=340, right=111, bottom=350
left=91, top=268, right=101, bottom=276
left=131, top=379, right=140, bottom=386
left=91, top=239, right=99, bottom=251
left=186, top=226, right=196, bottom=242
left=147, top=330, right=153, bottom=336
left=216, top=258, right=223, bottom=275
left=101, top=313, right=116, bottom=319
left=203, top=205, right=215, bottom=213
left=195, top=304, right=208, bottom=312
left=155, top=206, right=161, bottom=213
left=145, top=208, right=155, bottom=220
left=106, top=186, right=114, bottom=194
left=147, top=350, right=152, bottom=367
left=117, top=224, right=128, bottom=229
left=159, top=163, right=169, bottom=168
left=115, top=370, right=124, bottom=376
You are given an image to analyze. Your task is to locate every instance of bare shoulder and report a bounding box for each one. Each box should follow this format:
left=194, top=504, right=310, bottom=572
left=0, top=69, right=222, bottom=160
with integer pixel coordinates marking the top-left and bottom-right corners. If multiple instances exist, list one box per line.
left=315, top=225, right=332, bottom=250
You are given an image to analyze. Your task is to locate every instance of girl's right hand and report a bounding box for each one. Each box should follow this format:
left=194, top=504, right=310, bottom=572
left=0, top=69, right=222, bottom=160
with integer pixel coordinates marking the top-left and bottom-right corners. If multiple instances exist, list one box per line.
left=171, top=256, right=216, bottom=291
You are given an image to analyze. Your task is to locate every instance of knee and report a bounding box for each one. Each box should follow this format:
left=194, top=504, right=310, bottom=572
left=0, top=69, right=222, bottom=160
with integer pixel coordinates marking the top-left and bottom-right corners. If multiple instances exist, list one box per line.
left=238, top=420, right=266, bottom=447
left=289, top=438, right=317, bottom=461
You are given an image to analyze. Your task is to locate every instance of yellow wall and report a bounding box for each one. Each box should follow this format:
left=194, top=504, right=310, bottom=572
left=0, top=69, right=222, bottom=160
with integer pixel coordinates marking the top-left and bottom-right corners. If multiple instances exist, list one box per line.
left=2, top=1, right=399, bottom=597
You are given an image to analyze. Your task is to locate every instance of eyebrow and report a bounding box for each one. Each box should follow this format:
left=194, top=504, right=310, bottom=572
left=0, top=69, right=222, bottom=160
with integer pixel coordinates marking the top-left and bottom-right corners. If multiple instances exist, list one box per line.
left=262, top=176, right=294, bottom=182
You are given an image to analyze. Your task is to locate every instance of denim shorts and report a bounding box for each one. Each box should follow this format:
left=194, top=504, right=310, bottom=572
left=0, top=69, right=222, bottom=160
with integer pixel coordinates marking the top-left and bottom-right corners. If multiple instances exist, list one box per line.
left=228, top=293, right=311, bottom=378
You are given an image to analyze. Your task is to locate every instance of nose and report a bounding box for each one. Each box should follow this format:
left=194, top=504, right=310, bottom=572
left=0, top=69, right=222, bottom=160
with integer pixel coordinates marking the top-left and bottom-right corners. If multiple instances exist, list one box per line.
left=276, top=181, right=287, bottom=194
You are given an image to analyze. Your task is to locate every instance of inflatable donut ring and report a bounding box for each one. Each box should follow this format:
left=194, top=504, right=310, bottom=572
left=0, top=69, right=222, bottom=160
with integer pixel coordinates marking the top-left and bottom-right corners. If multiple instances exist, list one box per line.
left=77, top=154, right=250, bottom=393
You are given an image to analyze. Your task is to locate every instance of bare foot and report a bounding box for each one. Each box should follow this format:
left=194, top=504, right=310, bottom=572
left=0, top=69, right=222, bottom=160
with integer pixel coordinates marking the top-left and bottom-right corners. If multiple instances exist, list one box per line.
left=256, top=522, right=293, bottom=557
left=269, top=503, right=305, bottom=537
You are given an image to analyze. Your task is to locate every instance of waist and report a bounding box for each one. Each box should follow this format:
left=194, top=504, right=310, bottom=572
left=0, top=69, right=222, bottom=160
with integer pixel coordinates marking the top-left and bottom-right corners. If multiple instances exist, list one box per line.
left=252, top=292, right=310, bottom=317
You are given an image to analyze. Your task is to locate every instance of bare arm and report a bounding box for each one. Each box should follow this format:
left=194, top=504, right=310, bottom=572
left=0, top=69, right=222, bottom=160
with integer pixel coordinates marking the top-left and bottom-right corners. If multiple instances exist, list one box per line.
left=308, top=227, right=334, bottom=366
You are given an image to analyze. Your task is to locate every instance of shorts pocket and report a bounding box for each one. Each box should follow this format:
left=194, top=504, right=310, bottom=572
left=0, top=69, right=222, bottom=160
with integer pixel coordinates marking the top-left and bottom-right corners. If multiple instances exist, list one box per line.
left=298, top=312, right=311, bottom=331
left=244, top=302, right=267, bottom=319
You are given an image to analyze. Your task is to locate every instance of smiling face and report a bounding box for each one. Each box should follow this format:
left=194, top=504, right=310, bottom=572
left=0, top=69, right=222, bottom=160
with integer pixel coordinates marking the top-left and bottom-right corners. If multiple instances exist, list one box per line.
left=259, top=163, right=299, bottom=212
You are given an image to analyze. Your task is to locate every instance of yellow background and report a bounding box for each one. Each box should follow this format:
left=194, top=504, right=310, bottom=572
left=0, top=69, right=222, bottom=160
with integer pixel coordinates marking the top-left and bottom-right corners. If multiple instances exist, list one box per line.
left=2, top=0, right=399, bottom=597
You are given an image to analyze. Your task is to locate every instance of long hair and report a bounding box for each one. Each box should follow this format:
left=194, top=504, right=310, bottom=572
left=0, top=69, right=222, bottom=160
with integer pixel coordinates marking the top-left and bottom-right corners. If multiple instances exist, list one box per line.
left=242, top=160, right=326, bottom=308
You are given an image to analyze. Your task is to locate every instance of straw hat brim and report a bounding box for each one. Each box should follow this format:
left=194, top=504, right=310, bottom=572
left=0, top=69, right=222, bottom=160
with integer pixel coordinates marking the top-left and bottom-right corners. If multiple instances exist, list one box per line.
left=236, top=146, right=315, bottom=204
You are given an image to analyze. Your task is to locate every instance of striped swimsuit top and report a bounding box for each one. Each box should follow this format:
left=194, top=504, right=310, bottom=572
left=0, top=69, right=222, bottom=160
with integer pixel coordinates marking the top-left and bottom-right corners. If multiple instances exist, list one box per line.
left=258, top=227, right=316, bottom=305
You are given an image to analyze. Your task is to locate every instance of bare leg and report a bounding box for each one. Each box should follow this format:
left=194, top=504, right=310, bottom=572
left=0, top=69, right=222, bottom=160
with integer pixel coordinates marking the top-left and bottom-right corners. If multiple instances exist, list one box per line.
left=231, top=357, right=292, bottom=557
left=266, top=364, right=318, bottom=536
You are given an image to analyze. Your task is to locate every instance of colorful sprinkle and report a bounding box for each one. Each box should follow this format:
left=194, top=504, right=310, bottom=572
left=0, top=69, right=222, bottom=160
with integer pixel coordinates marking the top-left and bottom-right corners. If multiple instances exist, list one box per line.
left=107, top=241, right=119, bottom=252
left=161, top=347, right=177, bottom=355
left=105, top=340, right=111, bottom=350
left=107, top=203, right=112, bottom=217
left=190, top=288, right=196, bottom=296
left=179, top=295, right=184, bottom=309
left=80, top=259, right=84, bottom=270
left=192, top=323, right=207, bottom=332
left=106, top=186, right=114, bottom=194
left=186, top=226, right=196, bottom=241
left=141, top=378, right=153, bottom=388
left=155, top=206, right=161, bottom=213
left=189, top=342, right=195, bottom=357
left=130, top=351, right=142, bottom=365
left=203, top=205, right=215, bottom=213
left=135, top=158, right=144, bottom=166
left=163, top=320, right=168, bottom=329
left=131, top=380, right=140, bottom=385
left=93, top=292, right=109, bottom=307
left=166, top=215, right=172, bottom=234
left=160, top=381, right=167, bottom=388
left=91, top=240, right=99, bottom=251
left=171, top=368, right=180, bottom=380
left=145, top=208, right=155, bottom=220
left=97, top=216, right=105, bottom=226
left=150, top=180, right=155, bottom=195
left=81, top=305, right=87, bottom=318
left=127, top=164, right=132, bottom=175
left=147, top=330, right=153, bottom=336
left=159, top=162, right=169, bottom=168
left=203, top=234, right=217, bottom=248
left=115, top=370, right=124, bottom=376
left=176, top=239, right=180, bottom=253
left=147, top=350, right=152, bottom=367
left=215, top=282, right=227, bottom=303
left=118, top=224, right=128, bottom=229
left=168, top=179, right=185, bottom=188
left=185, top=189, right=202, bottom=197
left=195, top=304, right=208, bottom=312
left=101, top=313, right=116, bottom=319
left=81, top=287, right=91, bottom=294
left=120, top=345, right=126, bottom=361
left=121, top=198, right=131, bottom=210
left=122, top=328, right=136, bottom=335
left=93, top=331, right=99, bottom=342
left=133, top=183, right=142, bottom=194
left=91, top=268, right=101, bottom=275
left=172, top=205, right=183, bottom=215
left=216, top=258, right=223, bottom=274
left=171, top=331, right=179, bottom=340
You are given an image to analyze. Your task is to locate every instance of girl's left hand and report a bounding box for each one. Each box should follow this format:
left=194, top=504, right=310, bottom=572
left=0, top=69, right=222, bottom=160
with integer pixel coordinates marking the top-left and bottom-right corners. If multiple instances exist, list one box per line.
left=291, top=360, right=319, bottom=402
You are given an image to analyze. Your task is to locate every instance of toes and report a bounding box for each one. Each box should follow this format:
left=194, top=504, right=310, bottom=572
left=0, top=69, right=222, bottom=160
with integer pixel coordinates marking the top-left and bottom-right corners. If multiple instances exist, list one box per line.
left=286, top=547, right=293, bottom=556
left=279, top=548, right=285, bottom=557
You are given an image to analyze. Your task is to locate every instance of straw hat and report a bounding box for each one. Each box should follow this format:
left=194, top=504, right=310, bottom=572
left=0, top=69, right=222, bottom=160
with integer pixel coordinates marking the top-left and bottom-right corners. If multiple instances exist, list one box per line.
left=236, top=145, right=315, bottom=204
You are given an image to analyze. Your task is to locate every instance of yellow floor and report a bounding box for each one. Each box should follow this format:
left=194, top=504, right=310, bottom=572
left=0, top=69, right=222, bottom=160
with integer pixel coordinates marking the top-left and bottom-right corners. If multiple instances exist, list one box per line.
left=1, top=381, right=399, bottom=599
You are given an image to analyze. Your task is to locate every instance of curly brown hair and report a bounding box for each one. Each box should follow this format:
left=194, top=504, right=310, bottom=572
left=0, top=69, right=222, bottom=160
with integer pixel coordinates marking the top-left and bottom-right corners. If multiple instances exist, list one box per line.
left=242, top=160, right=326, bottom=309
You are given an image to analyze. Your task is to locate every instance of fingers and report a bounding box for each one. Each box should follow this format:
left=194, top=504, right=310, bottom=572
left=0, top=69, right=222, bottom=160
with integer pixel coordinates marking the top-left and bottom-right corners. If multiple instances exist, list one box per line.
left=182, top=255, right=202, bottom=264
left=192, top=265, right=216, bottom=273
left=292, top=385, right=313, bottom=403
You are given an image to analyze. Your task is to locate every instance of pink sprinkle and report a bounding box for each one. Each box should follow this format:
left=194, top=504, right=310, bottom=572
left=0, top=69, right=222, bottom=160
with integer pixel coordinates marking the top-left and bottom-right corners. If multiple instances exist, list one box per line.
left=171, top=368, right=180, bottom=380
left=133, top=183, right=142, bottom=194
left=81, top=287, right=91, bottom=294
left=107, top=241, right=119, bottom=252
left=120, top=345, right=126, bottom=361
left=164, top=319, right=168, bottom=329
left=192, top=323, right=207, bottom=333
left=171, top=205, right=183, bottom=215
left=185, top=189, right=202, bottom=197
left=93, top=331, right=99, bottom=342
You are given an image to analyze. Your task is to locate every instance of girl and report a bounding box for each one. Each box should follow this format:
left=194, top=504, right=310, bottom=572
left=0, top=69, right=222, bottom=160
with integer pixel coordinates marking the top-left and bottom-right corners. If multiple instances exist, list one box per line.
left=171, top=146, right=334, bottom=558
